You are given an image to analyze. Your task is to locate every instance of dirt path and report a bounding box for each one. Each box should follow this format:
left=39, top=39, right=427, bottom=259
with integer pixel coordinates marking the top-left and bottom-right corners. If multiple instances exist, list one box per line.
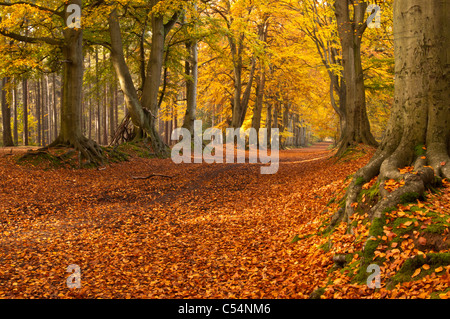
left=0, top=142, right=371, bottom=298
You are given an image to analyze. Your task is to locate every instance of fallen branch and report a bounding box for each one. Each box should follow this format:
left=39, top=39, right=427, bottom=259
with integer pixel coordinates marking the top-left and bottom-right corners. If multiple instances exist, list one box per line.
left=131, top=174, right=173, bottom=180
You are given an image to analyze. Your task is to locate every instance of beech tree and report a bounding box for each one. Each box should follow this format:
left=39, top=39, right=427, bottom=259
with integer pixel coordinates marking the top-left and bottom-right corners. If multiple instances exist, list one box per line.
left=334, top=0, right=378, bottom=155
left=0, top=0, right=103, bottom=162
left=331, top=0, right=450, bottom=225
left=1, top=77, right=13, bottom=146
left=108, top=1, right=180, bottom=157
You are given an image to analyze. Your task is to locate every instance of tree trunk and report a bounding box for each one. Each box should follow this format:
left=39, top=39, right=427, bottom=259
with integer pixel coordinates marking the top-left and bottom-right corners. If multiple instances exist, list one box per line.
left=108, top=8, right=170, bottom=157
left=48, top=0, right=103, bottom=163
left=22, top=78, right=28, bottom=146
left=334, top=0, right=378, bottom=156
left=109, top=81, right=115, bottom=143
left=41, top=75, right=48, bottom=146
left=1, top=77, right=14, bottom=146
left=95, top=47, right=101, bottom=144
left=102, top=75, right=108, bottom=145
left=36, top=78, right=41, bottom=146
left=13, top=79, right=18, bottom=145
left=182, top=38, right=198, bottom=134
left=46, top=75, right=52, bottom=144
left=251, top=68, right=265, bottom=132
left=266, top=102, right=272, bottom=148
left=52, top=73, right=58, bottom=140
left=332, top=0, right=450, bottom=226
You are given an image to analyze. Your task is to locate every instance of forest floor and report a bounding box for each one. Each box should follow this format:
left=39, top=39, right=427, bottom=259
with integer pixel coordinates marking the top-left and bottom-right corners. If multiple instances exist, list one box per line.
left=0, top=142, right=449, bottom=299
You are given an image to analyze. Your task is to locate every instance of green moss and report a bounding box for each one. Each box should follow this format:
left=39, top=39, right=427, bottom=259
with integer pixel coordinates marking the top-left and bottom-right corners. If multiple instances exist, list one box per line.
left=388, top=253, right=450, bottom=289
left=338, top=196, right=346, bottom=208
left=414, top=144, right=426, bottom=156
left=400, top=192, right=420, bottom=204
left=370, top=215, right=387, bottom=237
left=365, top=182, right=380, bottom=199
left=309, top=287, right=325, bottom=299
left=430, top=287, right=450, bottom=299
left=319, top=241, right=332, bottom=252
left=353, top=215, right=387, bottom=283
left=391, top=217, right=418, bottom=237
left=355, top=176, right=366, bottom=186
left=425, top=223, right=448, bottom=235
left=423, top=211, right=449, bottom=234
left=116, top=140, right=156, bottom=159
left=344, top=174, right=354, bottom=182
left=326, top=196, right=336, bottom=206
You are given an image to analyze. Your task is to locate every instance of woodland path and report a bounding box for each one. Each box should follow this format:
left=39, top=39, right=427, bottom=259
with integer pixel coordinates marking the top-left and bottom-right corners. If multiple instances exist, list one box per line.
left=0, top=142, right=372, bottom=298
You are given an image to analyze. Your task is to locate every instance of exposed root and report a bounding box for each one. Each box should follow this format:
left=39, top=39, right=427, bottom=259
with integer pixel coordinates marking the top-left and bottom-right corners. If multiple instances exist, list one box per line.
left=330, top=142, right=449, bottom=232
left=369, top=167, right=434, bottom=220
left=22, top=135, right=105, bottom=167
left=72, top=136, right=104, bottom=166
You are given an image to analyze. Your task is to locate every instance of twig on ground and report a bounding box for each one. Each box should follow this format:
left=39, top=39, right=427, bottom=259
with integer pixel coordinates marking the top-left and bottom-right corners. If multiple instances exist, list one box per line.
left=131, top=174, right=173, bottom=180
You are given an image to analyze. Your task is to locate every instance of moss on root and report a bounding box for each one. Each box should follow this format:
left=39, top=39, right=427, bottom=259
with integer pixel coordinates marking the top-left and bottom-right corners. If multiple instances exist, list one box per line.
left=387, top=253, right=450, bottom=289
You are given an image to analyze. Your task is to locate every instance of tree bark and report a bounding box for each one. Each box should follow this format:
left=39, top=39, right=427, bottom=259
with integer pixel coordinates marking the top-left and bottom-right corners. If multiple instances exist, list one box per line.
left=47, top=0, right=103, bottom=163
left=334, top=0, right=378, bottom=156
left=141, top=1, right=179, bottom=117
left=251, top=67, right=265, bottom=133
left=182, top=38, right=198, bottom=134
left=108, top=8, right=170, bottom=157
left=13, top=79, right=18, bottom=145
left=102, top=71, right=108, bottom=145
left=36, top=78, right=41, bottom=146
left=22, top=78, right=28, bottom=146
left=52, top=73, right=58, bottom=140
left=95, top=47, right=101, bottom=144
left=1, top=77, right=14, bottom=146
left=332, top=0, right=450, bottom=225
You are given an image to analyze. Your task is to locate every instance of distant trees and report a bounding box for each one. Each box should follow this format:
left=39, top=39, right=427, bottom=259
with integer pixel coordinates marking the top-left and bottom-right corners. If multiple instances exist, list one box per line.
left=0, top=0, right=397, bottom=156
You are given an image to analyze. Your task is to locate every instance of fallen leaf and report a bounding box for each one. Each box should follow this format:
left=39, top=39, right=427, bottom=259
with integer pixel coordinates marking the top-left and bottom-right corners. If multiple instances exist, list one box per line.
left=411, top=268, right=421, bottom=278
left=435, top=266, right=444, bottom=273
left=418, top=237, right=427, bottom=245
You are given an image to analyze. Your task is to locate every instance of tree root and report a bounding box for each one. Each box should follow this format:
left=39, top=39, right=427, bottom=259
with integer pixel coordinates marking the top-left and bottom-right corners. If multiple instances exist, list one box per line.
left=23, top=136, right=105, bottom=167
left=369, top=167, right=434, bottom=220
left=72, top=136, right=104, bottom=166
left=330, top=143, right=448, bottom=230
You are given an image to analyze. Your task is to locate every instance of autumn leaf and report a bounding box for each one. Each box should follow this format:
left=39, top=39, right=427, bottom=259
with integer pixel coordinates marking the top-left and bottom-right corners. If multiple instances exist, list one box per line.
left=435, top=266, right=444, bottom=273
left=411, top=268, right=421, bottom=278
left=418, top=237, right=427, bottom=245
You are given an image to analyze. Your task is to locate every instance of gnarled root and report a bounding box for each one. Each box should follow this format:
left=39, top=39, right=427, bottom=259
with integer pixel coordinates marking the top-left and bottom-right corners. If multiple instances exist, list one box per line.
left=330, top=143, right=449, bottom=229
left=44, top=135, right=104, bottom=166
left=369, top=167, right=434, bottom=220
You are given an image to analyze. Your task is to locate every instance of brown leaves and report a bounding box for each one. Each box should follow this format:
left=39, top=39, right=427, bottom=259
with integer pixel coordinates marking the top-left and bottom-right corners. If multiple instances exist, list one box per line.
left=0, top=143, right=361, bottom=298
left=2, top=143, right=449, bottom=299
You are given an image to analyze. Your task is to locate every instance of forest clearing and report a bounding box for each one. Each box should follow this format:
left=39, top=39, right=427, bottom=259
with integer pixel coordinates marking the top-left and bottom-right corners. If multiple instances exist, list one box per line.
left=0, top=0, right=449, bottom=303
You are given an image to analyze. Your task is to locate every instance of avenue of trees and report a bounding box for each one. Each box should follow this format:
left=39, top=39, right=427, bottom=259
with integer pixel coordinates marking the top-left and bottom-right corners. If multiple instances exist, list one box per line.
left=0, top=0, right=448, bottom=227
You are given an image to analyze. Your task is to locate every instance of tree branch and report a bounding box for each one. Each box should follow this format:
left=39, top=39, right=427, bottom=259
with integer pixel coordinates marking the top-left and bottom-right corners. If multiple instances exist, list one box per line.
left=0, top=28, right=63, bottom=46
left=0, top=1, right=64, bottom=17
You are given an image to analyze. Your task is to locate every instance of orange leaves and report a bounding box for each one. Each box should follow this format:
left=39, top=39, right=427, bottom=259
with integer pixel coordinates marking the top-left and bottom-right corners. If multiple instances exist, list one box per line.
left=398, top=166, right=414, bottom=175
left=384, top=179, right=405, bottom=192
left=435, top=266, right=444, bottom=273
left=418, top=237, right=427, bottom=246
left=411, top=268, right=421, bottom=278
